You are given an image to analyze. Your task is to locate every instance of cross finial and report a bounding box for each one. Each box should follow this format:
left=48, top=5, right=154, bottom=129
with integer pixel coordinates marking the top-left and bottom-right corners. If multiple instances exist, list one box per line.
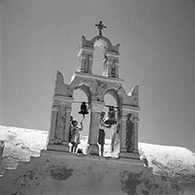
left=95, top=21, right=106, bottom=36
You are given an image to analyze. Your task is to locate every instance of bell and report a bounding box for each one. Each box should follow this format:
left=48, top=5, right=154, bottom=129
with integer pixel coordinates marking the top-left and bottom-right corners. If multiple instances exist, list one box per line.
left=78, top=102, right=89, bottom=117
left=104, top=106, right=117, bottom=126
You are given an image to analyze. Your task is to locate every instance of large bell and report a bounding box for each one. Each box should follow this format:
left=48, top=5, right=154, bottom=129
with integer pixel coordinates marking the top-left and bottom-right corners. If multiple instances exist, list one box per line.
left=104, top=106, right=117, bottom=126
left=78, top=102, right=89, bottom=117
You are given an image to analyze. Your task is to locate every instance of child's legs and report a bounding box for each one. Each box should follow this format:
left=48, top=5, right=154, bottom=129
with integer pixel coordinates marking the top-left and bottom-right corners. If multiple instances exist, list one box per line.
left=71, top=142, right=75, bottom=152
left=100, top=144, right=104, bottom=156
left=71, top=142, right=77, bottom=153
left=74, top=144, right=78, bottom=153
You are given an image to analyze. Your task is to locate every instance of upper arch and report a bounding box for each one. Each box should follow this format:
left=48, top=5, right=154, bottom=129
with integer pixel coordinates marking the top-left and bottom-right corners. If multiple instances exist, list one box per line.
left=81, top=35, right=120, bottom=54
left=91, top=35, right=112, bottom=50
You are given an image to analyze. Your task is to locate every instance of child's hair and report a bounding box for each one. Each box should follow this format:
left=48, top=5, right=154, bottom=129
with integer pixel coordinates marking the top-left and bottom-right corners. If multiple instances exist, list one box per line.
left=100, top=112, right=105, bottom=117
left=72, top=120, right=78, bottom=125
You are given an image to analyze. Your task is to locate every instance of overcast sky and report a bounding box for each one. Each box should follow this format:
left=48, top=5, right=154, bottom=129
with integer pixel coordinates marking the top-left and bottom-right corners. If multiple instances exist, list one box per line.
left=1, top=0, right=195, bottom=152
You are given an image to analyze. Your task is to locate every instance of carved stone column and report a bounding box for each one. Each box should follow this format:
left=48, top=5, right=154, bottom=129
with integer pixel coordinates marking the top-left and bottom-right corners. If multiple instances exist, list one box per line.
left=119, top=115, right=127, bottom=154
left=54, top=103, right=66, bottom=144
left=133, top=118, right=139, bottom=154
left=47, top=106, right=58, bottom=145
left=103, top=52, right=119, bottom=78
left=78, top=48, right=94, bottom=74
left=47, top=96, right=73, bottom=152
left=63, top=107, right=72, bottom=143
left=119, top=106, right=140, bottom=159
left=88, top=101, right=104, bottom=155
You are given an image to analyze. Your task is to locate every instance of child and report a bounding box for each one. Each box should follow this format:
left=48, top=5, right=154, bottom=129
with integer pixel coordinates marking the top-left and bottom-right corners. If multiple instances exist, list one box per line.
left=70, top=120, right=83, bottom=153
left=68, top=116, right=73, bottom=143
left=98, top=112, right=110, bottom=156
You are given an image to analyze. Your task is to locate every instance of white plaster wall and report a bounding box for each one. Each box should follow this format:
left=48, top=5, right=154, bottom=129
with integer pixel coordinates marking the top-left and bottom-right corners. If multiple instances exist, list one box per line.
left=1, top=150, right=177, bottom=195
left=1, top=126, right=195, bottom=195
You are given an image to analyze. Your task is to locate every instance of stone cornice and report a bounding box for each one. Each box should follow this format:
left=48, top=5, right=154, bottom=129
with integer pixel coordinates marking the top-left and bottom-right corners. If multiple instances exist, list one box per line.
left=73, top=71, right=124, bottom=84
left=53, top=95, right=73, bottom=103
left=90, top=101, right=105, bottom=112
left=122, top=105, right=140, bottom=111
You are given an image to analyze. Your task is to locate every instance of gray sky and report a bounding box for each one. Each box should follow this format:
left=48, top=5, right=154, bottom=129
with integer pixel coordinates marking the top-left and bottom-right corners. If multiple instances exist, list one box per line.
left=1, top=0, right=195, bottom=151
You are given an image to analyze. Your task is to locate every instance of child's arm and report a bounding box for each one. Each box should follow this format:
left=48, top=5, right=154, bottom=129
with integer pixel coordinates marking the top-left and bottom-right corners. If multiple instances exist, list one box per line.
left=101, top=119, right=111, bottom=128
left=79, top=122, right=83, bottom=131
left=102, top=122, right=110, bottom=128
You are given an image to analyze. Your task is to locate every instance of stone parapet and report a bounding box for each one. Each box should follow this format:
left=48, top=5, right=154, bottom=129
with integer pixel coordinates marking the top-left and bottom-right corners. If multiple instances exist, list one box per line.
left=0, top=150, right=180, bottom=195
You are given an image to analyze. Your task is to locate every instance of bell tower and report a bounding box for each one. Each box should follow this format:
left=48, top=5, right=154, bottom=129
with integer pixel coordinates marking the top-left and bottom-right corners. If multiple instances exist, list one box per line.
left=77, top=21, right=120, bottom=78
left=47, top=22, right=141, bottom=160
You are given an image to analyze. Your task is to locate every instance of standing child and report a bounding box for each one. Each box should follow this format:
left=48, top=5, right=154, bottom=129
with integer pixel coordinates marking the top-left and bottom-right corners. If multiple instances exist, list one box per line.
left=70, top=120, right=83, bottom=153
left=68, top=116, right=73, bottom=143
left=98, top=112, right=110, bottom=156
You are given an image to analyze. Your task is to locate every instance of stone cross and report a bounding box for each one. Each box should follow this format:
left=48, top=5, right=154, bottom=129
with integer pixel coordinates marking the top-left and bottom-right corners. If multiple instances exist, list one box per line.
left=95, top=21, right=106, bottom=36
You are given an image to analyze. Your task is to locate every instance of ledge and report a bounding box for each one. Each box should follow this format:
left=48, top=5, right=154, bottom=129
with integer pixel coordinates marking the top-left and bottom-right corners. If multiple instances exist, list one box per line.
left=73, top=71, right=124, bottom=84
left=41, top=149, right=144, bottom=166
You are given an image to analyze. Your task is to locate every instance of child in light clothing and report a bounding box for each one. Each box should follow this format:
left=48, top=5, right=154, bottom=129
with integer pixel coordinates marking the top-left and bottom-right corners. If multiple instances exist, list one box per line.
left=70, top=120, right=83, bottom=153
left=98, top=112, right=110, bottom=156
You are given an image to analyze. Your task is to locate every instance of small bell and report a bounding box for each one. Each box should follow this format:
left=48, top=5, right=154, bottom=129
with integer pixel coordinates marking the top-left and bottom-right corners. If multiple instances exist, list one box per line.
left=78, top=102, right=89, bottom=117
left=104, top=106, right=117, bottom=126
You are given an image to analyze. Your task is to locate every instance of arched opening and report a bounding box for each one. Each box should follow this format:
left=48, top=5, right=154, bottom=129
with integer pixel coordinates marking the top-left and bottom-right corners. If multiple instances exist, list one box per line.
left=71, top=89, right=90, bottom=154
left=103, top=93, right=117, bottom=139
left=92, top=46, right=105, bottom=76
left=101, top=91, right=120, bottom=157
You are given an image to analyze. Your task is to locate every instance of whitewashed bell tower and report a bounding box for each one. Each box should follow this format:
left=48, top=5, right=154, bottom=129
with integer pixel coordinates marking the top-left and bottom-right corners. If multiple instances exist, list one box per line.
left=47, top=21, right=140, bottom=160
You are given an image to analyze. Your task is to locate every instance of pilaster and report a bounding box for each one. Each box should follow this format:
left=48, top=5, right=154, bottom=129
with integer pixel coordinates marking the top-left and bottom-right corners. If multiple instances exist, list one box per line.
left=78, top=47, right=94, bottom=74
left=133, top=119, right=139, bottom=153
left=119, top=105, right=140, bottom=159
left=47, top=106, right=58, bottom=145
left=47, top=96, right=73, bottom=153
left=88, top=101, right=105, bottom=155
left=63, top=107, right=72, bottom=143
left=103, top=52, right=119, bottom=78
